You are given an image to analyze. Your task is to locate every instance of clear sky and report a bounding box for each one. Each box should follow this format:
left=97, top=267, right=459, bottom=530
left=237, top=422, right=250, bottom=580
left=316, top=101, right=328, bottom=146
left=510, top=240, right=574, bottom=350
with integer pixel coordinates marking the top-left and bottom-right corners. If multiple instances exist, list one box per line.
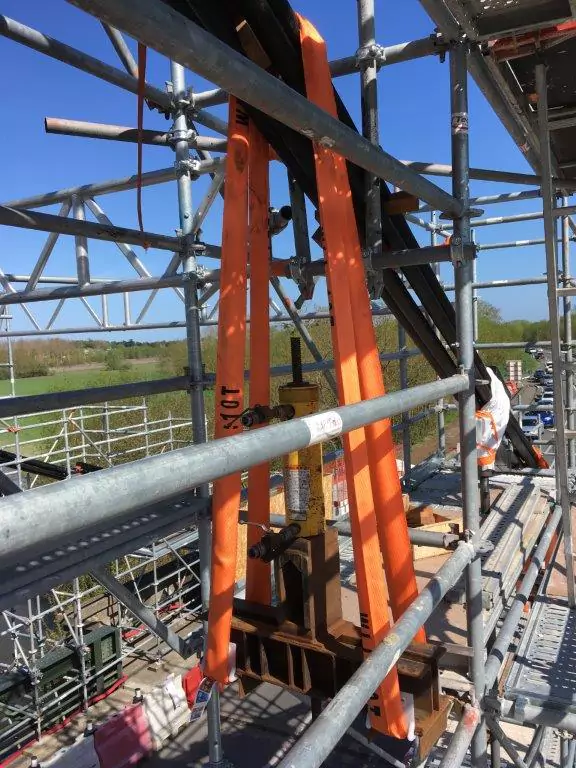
left=0, top=0, right=558, bottom=341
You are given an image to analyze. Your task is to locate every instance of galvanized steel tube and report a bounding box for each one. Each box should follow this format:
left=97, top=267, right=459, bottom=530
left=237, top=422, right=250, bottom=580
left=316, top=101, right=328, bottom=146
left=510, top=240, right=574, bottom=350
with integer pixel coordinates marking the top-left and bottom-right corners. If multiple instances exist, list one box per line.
left=536, top=63, right=576, bottom=606
left=0, top=376, right=189, bottom=419
left=45, top=118, right=228, bottom=150
left=562, top=201, right=576, bottom=468
left=450, top=41, right=487, bottom=765
left=2, top=160, right=221, bottom=210
left=171, top=59, right=223, bottom=763
left=0, top=375, right=467, bottom=566
left=438, top=705, right=481, bottom=768
left=0, top=205, right=181, bottom=251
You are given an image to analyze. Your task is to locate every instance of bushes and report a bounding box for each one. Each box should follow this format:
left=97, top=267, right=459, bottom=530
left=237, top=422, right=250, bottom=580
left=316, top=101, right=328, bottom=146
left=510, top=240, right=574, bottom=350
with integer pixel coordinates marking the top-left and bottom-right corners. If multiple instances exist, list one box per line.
left=104, top=349, right=131, bottom=372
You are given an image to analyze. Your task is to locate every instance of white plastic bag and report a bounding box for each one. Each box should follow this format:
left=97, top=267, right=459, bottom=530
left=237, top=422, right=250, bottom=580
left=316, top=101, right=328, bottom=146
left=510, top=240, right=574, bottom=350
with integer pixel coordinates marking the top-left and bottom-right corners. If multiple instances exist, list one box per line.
left=476, top=368, right=510, bottom=470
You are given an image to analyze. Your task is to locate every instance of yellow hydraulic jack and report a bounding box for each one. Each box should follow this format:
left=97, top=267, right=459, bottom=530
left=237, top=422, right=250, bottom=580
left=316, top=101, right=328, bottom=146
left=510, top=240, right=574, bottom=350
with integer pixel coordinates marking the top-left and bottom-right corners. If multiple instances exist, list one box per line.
left=278, top=337, right=326, bottom=539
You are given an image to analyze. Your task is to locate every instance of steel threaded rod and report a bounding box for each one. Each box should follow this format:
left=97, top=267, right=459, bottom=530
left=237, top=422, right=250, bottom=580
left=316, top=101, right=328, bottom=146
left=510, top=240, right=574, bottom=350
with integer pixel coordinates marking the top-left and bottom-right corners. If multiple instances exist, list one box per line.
left=290, top=337, right=303, bottom=385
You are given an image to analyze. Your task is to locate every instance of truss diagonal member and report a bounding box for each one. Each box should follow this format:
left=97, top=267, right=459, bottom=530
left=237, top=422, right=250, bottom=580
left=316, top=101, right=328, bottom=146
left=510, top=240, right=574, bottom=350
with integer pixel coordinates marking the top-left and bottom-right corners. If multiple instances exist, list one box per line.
left=84, top=198, right=151, bottom=277
left=0, top=266, right=41, bottom=330
left=46, top=298, right=66, bottom=330
left=81, top=293, right=104, bottom=324
left=101, top=21, right=138, bottom=78
left=25, top=200, right=72, bottom=292
left=190, top=170, right=225, bottom=235
left=91, top=565, right=196, bottom=659
left=134, top=289, right=158, bottom=324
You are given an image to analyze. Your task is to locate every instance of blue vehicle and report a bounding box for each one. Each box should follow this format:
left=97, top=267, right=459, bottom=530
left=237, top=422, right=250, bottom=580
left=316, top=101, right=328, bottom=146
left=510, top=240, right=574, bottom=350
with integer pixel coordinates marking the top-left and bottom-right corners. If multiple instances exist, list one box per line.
left=541, top=411, right=554, bottom=428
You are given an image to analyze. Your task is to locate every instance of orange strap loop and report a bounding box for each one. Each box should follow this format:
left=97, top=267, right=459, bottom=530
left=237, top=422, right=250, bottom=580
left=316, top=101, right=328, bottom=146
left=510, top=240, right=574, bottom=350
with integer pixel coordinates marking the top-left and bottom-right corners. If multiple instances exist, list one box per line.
left=246, top=121, right=272, bottom=604
left=532, top=446, right=550, bottom=469
left=204, top=97, right=250, bottom=685
left=299, top=14, right=407, bottom=739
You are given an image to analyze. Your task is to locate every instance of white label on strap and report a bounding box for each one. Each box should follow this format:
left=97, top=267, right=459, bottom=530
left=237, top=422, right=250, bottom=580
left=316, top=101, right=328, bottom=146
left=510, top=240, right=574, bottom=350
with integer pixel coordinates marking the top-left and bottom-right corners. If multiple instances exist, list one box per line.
left=302, top=411, right=343, bottom=445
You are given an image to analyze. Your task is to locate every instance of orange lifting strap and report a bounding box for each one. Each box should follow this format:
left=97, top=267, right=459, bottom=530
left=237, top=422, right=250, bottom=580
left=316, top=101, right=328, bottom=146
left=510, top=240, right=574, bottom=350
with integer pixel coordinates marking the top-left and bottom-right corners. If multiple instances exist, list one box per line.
left=299, top=14, right=409, bottom=739
left=205, top=99, right=273, bottom=684
left=205, top=97, right=251, bottom=685
left=246, top=121, right=272, bottom=604
left=298, top=15, right=422, bottom=636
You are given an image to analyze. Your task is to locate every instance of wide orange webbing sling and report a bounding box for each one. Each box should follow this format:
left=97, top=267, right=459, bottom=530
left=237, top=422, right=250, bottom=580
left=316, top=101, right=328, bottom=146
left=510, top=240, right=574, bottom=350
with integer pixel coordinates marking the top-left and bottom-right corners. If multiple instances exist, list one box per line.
left=298, top=14, right=422, bottom=736
left=246, top=121, right=272, bottom=604
left=205, top=98, right=273, bottom=684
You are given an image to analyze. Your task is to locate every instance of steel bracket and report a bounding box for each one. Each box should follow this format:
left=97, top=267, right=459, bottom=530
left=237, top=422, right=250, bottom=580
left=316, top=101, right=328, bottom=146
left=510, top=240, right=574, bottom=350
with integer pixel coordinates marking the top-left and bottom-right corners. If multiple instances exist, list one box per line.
left=448, top=238, right=477, bottom=265
left=180, top=234, right=207, bottom=263
left=289, top=257, right=315, bottom=304
left=362, top=246, right=384, bottom=299
left=512, top=695, right=528, bottom=721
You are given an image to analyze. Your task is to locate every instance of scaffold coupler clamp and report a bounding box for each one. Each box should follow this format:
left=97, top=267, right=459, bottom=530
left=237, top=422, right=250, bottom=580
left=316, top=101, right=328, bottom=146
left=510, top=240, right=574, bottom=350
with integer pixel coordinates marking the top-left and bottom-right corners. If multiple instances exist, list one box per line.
left=174, top=156, right=202, bottom=179
left=355, top=42, right=386, bottom=69
left=463, top=528, right=494, bottom=558
left=180, top=234, right=207, bottom=267
left=448, top=236, right=478, bottom=266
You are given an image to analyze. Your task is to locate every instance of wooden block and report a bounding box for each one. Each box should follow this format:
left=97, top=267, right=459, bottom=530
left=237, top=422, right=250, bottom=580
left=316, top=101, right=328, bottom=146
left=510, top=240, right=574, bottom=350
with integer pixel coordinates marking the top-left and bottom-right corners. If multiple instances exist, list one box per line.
left=236, top=20, right=271, bottom=70
left=411, top=515, right=463, bottom=561
left=383, top=191, right=420, bottom=215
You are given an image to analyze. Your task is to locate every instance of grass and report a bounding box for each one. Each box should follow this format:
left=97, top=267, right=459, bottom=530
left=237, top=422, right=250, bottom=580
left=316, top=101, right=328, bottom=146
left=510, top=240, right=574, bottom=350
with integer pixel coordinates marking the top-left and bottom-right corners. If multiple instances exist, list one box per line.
left=0, top=363, right=164, bottom=398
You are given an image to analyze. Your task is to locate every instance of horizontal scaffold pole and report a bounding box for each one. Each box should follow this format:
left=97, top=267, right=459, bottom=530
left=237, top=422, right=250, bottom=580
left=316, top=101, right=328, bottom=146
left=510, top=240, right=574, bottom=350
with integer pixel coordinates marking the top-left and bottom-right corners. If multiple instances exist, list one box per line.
left=0, top=374, right=467, bottom=567
left=402, top=159, right=576, bottom=190
left=45, top=117, right=228, bottom=150
left=0, top=15, right=227, bottom=135
left=0, top=205, right=180, bottom=251
left=0, top=375, right=189, bottom=418
left=2, top=159, right=222, bottom=210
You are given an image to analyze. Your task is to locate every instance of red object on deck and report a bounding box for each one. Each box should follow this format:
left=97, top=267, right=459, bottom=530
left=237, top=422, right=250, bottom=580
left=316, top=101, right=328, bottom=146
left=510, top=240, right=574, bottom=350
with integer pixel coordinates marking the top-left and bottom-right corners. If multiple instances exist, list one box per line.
left=93, top=703, right=153, bottom=768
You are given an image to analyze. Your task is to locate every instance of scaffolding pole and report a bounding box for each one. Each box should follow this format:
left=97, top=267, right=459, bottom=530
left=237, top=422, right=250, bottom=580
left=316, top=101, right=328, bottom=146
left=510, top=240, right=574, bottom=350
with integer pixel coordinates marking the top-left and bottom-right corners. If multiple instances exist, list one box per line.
left=450, top=41, right=487, bottom=765
left=562, top=199, right=576, bottom=468
left=536, top=63, right=576, bottom=607
left=171, top=60, right=224, bottom=766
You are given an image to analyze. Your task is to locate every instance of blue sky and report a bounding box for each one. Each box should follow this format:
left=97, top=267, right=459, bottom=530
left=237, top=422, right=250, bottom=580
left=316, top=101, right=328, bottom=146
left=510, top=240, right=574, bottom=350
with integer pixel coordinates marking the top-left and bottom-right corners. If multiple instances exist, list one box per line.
left=0, top=0, right=557, bottom=341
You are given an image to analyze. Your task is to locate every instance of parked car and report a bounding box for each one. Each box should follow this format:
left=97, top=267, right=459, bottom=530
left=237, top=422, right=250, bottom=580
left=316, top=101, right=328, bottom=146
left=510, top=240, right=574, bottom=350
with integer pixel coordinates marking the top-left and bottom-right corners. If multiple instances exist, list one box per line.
left=535, top=351, right=545, bottom=360
left=526, top=343, right=545, bottom=357
left=540, top=396, right=554, bottom=409
left=541, top=376, right=554, bottom=387
left=541, top=411, right=555, bottom=428
left=521, top=414, right=543, bottom=440
left=545, top=362, right=553, bottom=374
left=533, top=370, right=547, bottom=382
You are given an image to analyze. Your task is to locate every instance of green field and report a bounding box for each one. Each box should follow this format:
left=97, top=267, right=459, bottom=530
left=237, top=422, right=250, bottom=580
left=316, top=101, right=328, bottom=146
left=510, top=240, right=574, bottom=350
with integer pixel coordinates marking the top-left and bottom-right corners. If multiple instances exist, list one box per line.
left=0, top=363, right=164, bottom=398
